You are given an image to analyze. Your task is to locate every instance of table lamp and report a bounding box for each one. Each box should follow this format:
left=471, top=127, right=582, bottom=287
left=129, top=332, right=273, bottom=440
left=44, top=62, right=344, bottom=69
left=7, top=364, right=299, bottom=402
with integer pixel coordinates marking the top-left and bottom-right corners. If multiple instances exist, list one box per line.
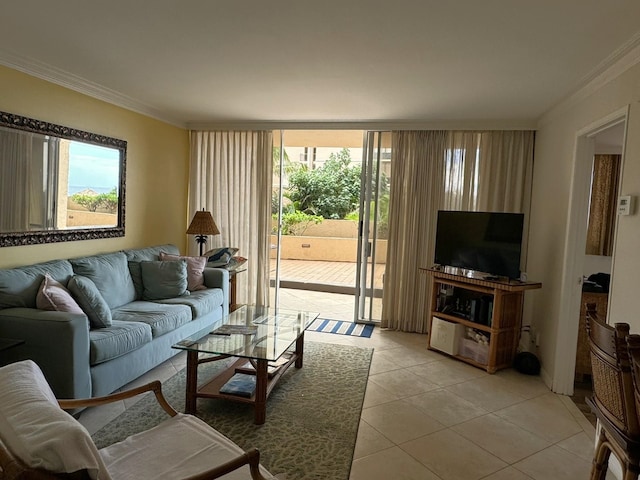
left=186, top=209, right=220, bottom=256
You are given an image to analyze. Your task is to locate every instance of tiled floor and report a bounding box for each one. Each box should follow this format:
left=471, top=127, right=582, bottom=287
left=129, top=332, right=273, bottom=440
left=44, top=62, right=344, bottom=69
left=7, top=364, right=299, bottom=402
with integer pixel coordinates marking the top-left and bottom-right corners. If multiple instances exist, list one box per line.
left=77, top=316, right=602, bottom=480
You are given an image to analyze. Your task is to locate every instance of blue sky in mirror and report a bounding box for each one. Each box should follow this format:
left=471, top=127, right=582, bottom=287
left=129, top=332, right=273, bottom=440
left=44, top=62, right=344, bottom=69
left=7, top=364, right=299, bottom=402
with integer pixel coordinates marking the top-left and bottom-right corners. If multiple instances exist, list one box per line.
left=68, top=142, right=120, bottom=195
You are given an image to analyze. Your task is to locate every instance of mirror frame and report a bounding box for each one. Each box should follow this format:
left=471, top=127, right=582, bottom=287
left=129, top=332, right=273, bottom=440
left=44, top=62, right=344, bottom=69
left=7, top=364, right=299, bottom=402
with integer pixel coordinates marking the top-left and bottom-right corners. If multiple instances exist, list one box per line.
left=0, top=110, right=126, bottom=247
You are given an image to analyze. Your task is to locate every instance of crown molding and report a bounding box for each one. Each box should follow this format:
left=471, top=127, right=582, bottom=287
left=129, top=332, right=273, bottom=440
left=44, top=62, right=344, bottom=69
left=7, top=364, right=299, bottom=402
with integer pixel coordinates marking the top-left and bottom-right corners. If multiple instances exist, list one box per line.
left=0, top=49, right=186, bottom=128
left=537, top=31, right=640, bottom=127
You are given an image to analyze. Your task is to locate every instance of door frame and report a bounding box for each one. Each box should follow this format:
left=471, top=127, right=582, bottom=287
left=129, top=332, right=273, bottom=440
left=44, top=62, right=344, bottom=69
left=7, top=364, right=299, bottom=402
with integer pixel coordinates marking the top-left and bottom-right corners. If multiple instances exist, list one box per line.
left=552, top=106, right=629, bottom=395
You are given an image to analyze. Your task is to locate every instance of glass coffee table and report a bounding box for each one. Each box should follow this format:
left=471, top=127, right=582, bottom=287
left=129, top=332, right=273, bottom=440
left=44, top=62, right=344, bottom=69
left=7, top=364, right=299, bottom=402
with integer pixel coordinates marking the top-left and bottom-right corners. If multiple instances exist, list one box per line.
left=172, top=305, right=319, bottom=424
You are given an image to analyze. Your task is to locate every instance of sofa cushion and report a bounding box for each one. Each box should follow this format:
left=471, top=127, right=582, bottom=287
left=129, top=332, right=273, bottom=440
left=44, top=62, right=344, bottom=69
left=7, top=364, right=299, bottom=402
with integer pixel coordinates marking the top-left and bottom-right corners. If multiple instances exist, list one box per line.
left=89, top=320, right=153, bottom=365
left=154, top=288, right=224, bottom=318
left=123, top=244, right=180, bottom=262
left=68, top=275, right=113, bottom=328
left=0, top=259, right=74, bottom=309
left=112, top=301, right=192, bottom=338
left=159, top=252, right=207, bottom=292
left=128, top=261, right=144, bottom=300
left=140, top=261, right=188, bottom=300
left=0, top=360, right=111, bottom=480
left=36, top=274, right=84, bottom=315
left=70, top=252, right=136, bottom=310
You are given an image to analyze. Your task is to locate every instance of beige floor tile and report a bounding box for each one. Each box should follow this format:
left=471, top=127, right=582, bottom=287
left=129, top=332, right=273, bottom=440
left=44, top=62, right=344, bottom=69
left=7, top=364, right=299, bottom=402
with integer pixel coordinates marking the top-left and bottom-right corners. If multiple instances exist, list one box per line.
left=494, top=393, right=583, bottom=443
left=513, top=444, right=591, bottom=480
left=353, top=420, right=395, bottom=459
left=349, top=446, right=441, bottom=480
left=373, top=345, right=440, bottom=369
left=407, top=358, right=486, bottom=387
left=492, top=368, right=550, bottom=399
left=363, top=379, right=400, bottom=408
left=361, top=400, right=445, bottom=444
left=401, top=429, right=507, bottom=480
left=481, top=466, right=534, bottom=480
left=404, top=389, right=488, bottom=427
left=451, top=413, right=550, bottom=464
left=369, top=351, right=404, bottom=375
left=444, top=375, right=528, bottom=412
left=368, top=368, right=440, bottom=398
left=556, top=431, right=595, bottom=462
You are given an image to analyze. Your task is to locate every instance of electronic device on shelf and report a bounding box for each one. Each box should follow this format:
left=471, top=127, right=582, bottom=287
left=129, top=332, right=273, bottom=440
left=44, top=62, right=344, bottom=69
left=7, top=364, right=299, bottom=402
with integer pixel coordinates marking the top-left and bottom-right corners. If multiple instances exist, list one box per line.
left=434, top=210, right=524, bottom=281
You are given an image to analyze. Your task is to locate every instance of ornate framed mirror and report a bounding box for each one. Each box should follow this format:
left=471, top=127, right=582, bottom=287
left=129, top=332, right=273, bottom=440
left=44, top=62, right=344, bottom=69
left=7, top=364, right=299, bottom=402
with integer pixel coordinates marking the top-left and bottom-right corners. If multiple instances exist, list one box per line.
left=0, top=111, right=126, bottom=247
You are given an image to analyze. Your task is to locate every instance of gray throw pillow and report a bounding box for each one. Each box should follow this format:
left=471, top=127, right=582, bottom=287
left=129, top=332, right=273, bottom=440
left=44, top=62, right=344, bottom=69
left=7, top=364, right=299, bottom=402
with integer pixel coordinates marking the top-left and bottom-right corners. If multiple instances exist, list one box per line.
left=68, top=275, right=112, bottom=328
left=127, top=261, right=144, bottom=300
left=70, top=252, right=136, bottom=310
left=140, top=261, right=188, bottom=300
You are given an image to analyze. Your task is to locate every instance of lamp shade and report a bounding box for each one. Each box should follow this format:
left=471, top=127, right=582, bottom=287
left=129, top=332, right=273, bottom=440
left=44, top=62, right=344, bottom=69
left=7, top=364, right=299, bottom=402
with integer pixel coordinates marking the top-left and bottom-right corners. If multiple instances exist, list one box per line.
left=186, top=210, right=220, bottom=236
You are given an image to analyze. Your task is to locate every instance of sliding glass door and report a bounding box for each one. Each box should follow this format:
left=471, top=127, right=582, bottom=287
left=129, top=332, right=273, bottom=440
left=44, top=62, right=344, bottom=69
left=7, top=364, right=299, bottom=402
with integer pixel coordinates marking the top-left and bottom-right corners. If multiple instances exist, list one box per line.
left=355, top=131, right=391, bottom=323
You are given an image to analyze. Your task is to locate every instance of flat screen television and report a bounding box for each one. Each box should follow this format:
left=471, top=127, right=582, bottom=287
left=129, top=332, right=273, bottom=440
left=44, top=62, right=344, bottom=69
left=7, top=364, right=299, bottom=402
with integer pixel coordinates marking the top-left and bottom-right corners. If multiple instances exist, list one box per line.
left=434, top=210, right=524, bottom=280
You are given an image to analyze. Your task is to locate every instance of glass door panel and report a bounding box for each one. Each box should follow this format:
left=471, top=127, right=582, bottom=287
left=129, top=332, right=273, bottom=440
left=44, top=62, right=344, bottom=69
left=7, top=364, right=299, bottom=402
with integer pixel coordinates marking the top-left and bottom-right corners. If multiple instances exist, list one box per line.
left=355, top=131, right=391, bottom=323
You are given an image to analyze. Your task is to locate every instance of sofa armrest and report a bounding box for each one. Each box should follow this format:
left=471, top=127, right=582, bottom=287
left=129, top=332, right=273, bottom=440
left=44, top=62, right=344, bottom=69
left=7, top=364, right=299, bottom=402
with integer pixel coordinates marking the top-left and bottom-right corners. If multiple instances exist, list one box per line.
left=203, top=268, right=229, bottom=316
left=0, top=308, right=91, bottom=399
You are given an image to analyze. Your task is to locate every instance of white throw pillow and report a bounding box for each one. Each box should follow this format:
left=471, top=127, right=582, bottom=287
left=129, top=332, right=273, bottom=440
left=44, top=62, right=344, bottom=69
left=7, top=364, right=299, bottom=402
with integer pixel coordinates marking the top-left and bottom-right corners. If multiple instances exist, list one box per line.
left=0, top=360, right=112, bottom=480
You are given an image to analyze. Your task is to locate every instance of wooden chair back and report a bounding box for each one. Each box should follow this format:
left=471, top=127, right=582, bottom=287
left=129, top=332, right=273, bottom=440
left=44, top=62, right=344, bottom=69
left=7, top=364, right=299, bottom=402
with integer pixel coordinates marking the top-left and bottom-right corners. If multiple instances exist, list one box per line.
left=585, top=303, right=640, bottom=436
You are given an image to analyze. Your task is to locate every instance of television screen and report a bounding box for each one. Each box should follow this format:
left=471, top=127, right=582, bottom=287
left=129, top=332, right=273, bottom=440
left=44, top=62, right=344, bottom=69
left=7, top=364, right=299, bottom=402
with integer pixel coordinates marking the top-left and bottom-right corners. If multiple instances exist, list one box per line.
left=434, top=211, right=524, bottom=280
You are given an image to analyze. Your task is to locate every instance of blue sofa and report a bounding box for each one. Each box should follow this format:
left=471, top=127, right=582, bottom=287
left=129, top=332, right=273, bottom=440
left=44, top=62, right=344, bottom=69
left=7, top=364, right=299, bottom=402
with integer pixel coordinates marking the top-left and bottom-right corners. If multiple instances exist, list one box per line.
left=0, top=244, right=228, bottom=399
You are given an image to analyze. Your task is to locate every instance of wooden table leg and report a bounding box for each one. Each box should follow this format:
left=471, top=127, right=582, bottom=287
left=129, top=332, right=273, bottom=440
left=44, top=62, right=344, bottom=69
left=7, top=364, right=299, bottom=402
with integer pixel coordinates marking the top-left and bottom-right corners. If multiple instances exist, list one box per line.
left=254, top=359, right=268, bottom=425
left=295, top=332, right=305, bottom=368
left=185, top=350, right=198, bottom=414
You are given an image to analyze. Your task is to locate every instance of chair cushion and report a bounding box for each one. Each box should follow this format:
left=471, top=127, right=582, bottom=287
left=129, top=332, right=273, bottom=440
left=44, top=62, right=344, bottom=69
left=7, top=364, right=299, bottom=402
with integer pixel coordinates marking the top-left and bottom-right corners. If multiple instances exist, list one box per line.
left=89, top=320, right=152, bottom=365
left=140, top=261, right=188, bottom=300
left=153, top=288, right=224, bottom=318
left=0, top=360, right=111, bottom=480
left=159, top=252, right=208, bottom=292
left=36, top=274, right=84, bottom=315
left=69, top=275, right=113, bottom=328
left=112, top=301, right=192, bottom=338
left=99, top=413, right=273, bottom=480
left=70, top=252, right=136, bottom=309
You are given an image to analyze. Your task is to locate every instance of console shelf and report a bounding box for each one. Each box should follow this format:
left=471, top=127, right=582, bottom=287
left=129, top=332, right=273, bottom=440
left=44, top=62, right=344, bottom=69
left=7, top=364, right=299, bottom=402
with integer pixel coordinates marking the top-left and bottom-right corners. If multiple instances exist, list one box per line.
left=423, top=267, right=541, bottom=373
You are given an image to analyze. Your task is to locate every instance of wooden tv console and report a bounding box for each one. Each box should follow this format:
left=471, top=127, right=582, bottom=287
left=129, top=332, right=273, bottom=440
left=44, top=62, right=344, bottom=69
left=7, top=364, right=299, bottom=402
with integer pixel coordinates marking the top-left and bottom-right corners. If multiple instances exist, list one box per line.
left=423, top=267, right=541, bottom=373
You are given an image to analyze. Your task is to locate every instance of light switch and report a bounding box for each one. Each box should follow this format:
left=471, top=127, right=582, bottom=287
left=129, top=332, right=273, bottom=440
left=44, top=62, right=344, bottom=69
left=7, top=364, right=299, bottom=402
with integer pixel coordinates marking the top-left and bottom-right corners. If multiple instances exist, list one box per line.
left=618, top=195, right=634, bottom=215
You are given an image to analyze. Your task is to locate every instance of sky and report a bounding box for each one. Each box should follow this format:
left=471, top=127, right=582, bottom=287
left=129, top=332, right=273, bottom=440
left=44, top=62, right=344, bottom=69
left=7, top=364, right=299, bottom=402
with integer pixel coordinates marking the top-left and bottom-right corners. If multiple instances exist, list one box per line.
left=67, top=141, right=120, bottom=194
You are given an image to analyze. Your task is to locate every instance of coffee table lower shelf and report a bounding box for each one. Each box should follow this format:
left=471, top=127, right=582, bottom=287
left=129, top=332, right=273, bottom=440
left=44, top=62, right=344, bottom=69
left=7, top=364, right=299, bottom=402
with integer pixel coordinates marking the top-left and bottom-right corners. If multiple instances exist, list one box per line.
left=184, top=335, right=304, bottom=425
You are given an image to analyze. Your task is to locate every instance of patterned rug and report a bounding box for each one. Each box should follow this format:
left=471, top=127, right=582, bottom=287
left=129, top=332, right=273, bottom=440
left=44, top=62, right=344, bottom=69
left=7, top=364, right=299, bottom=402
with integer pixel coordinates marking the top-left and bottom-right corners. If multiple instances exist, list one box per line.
left=92, top=341, right=373, bottom=480
left=308, top=319, right=375, bottom=338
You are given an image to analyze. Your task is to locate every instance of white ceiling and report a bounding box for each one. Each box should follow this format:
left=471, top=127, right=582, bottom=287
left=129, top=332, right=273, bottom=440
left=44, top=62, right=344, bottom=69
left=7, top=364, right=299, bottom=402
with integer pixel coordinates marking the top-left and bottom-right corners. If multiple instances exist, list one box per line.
left=1, top=1, right=640, bottom=128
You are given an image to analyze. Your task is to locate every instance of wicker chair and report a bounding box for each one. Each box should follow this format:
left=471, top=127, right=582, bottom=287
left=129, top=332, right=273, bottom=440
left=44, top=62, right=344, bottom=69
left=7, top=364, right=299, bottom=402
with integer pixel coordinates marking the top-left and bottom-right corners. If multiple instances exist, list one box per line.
left=0, top=360, right=272, bottom=480
left=585, top=302, right=640, bottom=480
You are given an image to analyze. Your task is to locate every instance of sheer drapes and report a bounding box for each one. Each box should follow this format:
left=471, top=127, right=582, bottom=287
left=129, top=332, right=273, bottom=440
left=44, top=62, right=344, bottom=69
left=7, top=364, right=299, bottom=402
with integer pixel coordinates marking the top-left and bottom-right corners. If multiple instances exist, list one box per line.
left=189, top=131, right=273, bottom=307
left=381, top=131, right=447, bottom=332
left=0, top=130, right=30, bottom=232
left=381, top=130, right=535, bottom=332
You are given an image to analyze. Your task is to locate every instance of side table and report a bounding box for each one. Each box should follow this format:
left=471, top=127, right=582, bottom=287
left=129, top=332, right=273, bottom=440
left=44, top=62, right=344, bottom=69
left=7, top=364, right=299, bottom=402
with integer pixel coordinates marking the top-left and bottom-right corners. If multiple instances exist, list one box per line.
left=228, top=268, right=246, bottom=312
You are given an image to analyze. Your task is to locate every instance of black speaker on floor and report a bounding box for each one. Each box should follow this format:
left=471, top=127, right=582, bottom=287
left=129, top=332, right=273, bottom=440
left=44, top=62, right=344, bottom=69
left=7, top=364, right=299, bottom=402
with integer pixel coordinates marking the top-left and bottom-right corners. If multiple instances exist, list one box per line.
left=514, top=352, right=541, bottom=375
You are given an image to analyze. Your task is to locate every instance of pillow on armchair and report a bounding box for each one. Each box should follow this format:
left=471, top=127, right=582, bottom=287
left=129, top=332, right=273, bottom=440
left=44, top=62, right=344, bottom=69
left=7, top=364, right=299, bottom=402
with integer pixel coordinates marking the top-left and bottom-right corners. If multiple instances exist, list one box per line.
left=0, top=360, right=111, bottom=480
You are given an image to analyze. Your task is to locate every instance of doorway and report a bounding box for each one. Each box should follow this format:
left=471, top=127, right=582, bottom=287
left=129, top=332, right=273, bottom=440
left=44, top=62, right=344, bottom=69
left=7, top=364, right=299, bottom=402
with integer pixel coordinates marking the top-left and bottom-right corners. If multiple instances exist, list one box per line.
left=553, top=107, right=628, bottom=396
left=270, top=130, right=390, bottom=323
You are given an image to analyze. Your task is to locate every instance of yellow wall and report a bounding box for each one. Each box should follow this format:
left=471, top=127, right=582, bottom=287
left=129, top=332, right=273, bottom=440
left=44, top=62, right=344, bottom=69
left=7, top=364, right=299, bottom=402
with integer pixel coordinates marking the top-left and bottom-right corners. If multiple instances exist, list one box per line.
left=0, top=66, right=189, bottom=268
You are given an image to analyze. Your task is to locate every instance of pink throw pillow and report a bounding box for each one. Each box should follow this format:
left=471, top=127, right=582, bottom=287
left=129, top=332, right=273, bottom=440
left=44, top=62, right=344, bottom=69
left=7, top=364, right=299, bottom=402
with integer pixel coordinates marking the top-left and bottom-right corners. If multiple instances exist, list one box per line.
left=159, top=252, right=207, bottom=291
left=36, top=274, right=84, bottom=314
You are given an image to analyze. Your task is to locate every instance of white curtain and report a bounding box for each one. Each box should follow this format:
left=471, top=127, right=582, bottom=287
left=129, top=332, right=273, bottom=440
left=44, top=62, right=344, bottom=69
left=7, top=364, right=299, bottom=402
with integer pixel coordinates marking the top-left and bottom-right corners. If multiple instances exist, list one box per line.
left=189, top=131, right=273, bottom=307
left=0, top=130, right=31, bottom=232
left=381, top=130, right=535, bottom=332
left=381, top=131, right=448, bottom=332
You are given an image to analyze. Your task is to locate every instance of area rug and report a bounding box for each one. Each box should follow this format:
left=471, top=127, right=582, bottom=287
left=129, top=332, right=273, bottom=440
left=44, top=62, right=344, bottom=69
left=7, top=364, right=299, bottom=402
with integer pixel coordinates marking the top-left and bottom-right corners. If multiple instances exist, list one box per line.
left=308, top=318, right=374, bottom=338
left=92, top=341, right=373, bottom=480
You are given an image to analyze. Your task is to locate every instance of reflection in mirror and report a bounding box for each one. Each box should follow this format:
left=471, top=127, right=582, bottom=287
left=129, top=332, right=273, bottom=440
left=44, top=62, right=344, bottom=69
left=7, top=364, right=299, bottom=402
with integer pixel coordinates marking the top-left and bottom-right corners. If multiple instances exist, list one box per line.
left=0, top=111, right=126, bottom=247
left=585, top=154, right=620, bottom=256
